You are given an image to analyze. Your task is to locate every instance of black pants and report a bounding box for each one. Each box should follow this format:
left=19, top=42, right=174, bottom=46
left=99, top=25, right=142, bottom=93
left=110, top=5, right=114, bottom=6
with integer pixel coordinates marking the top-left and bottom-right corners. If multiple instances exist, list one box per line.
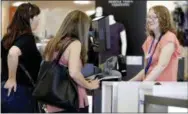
left=56, top=106, right=89, bottom=113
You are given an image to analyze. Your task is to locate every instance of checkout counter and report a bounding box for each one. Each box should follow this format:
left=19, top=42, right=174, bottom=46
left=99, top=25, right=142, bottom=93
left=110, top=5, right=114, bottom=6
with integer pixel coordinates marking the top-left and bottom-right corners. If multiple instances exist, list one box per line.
left=35, top=43, right=187, bottom=113
left=97, top=82, right=188, bottom=113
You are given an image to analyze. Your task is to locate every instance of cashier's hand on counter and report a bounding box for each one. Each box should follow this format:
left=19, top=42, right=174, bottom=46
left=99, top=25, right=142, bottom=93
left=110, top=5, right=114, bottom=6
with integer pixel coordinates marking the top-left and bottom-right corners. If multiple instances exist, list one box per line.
left=129, top=64, right=166, bottom=82
left=129, top=69, right=145, bottom=81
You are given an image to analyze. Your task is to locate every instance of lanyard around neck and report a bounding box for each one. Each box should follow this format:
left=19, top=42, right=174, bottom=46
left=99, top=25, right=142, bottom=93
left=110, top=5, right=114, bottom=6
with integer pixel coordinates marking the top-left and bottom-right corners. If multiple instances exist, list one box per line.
left=148, top=38, right=155, bottom=54
left=144, top=34, right=163, bottom=75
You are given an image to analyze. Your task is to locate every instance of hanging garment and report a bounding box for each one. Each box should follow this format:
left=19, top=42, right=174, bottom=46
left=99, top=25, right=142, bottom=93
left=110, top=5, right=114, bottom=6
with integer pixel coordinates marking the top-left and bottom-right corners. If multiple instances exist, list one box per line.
left=89, top=17, right=111, bottom=65
left=173, top=7, right=185, bottom=29
left=185, top=29, right=188, bottom=46
left=117, top=55, right=127, bottom=78
left=184, top=7, right=188, bottom=30
left=100, top=22, right=125, bottom=63
left=177, top=29, right=185, bottom=46
left=184, top=7, right=188, bottom=46
left=91, top=17, right=110, bottom=52
left=87, top=31, right=99, bottom=66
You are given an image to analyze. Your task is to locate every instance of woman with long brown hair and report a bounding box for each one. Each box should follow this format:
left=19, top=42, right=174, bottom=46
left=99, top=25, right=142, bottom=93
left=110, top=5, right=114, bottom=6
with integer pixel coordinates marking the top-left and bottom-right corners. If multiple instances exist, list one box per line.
left=43, top=10, right=99, bottom=113
left=130, top=5, right=181, bottom=81
left=1, top=3, right=42, bottom=113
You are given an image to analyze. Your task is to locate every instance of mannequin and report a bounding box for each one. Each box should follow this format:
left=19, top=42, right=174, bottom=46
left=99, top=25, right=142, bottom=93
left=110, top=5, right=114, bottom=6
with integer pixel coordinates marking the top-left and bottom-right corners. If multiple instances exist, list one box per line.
left=90, top=6, right=109, bottom=65
left=90, top=6, right=104, bottom=50
left=92, top=6, right=104, bottom=21
left=108, top=15, right=127, bottom=71
left=108, top=15, right=116, bottom=25
left=88, top=6, right=105, bottom=66
left=109, top=15, right=127, bottom=56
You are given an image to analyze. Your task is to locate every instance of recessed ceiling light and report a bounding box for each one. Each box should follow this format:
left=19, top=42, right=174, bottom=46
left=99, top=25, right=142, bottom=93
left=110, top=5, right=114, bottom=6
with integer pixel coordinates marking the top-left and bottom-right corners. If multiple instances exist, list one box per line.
left=12, top=1, right=28, bottom=7
left=73, top=1, right=91, bottom=5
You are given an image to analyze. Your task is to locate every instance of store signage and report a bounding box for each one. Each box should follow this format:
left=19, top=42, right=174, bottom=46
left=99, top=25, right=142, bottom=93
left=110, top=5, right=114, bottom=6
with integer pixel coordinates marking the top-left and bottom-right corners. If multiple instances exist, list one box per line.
left=108, top=0, right=134, bottom=7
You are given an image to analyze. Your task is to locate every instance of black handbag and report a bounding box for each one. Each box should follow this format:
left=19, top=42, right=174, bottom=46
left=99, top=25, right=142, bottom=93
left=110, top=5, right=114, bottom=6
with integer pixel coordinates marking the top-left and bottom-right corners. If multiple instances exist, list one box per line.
left=32, top=39, right=79, bottom=110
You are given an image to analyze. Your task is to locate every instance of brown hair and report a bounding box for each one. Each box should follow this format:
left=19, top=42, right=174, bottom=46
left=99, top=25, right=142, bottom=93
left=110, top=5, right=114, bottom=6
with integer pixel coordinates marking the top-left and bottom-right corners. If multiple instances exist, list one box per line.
left=146, top=5, right=176, bottom=37
left=44, top=10, right=91, bottom=64
left=3, top=3, right=40, bottom=49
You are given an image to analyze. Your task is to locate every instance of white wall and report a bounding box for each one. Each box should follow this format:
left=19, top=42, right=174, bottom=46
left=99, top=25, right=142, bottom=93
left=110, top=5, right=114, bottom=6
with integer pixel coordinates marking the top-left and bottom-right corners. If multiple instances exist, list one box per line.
left=6, top=1, right=95, bottom=39
left=31, top=1, right=95, bottom=39
left=36, top=7, right=92, bottom=39
left=45, top=8, right=73, bottom=38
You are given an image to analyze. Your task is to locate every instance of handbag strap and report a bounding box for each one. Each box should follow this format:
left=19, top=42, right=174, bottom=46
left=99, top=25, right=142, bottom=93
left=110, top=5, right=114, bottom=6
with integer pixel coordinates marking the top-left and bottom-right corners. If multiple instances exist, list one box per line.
left=19, top=64, right=36, bottom=87
left=19, top=64, right=43, bottom=112
left=18, top=38, right=75, bottom=87
left=54, top=38, right=75, bottom=63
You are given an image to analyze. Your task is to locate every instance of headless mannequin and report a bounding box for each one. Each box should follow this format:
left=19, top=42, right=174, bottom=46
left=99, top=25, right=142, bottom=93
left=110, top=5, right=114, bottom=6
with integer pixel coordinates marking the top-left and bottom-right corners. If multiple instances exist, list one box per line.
left=88, top=7, right=105, bottom=66
left=108, top=15, right=127, bottom=70
left=92, top=7, right=104, bottom=21
left=109, top=15, right=127, bottom=56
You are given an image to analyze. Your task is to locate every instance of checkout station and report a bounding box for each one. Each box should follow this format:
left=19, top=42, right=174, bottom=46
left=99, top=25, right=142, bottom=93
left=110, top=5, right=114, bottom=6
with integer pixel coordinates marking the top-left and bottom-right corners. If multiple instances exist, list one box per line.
left=87, top=56, right=188, bottom=113
left=89, top=82, right=188, bottom=113
left=36, top=43, right=188, bottom=113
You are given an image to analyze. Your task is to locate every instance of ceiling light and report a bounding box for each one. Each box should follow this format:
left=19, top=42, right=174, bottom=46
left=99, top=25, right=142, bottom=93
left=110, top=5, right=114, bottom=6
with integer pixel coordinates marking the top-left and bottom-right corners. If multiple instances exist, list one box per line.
left=73, top=1, right=91, bottom=5
left=85, top=10, right=95, bottom=16
left=12, top=1, right=28, bottom=7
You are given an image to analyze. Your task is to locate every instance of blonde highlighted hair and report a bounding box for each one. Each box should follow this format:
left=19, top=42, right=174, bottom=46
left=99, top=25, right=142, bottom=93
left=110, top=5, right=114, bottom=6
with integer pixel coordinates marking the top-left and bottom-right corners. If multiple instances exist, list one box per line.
left=44, top=10, right=91, bottom=64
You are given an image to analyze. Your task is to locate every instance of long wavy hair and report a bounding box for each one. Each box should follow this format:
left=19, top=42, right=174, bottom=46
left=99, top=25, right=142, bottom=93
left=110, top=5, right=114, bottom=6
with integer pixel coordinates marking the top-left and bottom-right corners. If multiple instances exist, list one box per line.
left=2, top=3, right=40, bottom=49
left=44, top=10, right=91, bottom=64
left=146, top=5, right=176, bottom=37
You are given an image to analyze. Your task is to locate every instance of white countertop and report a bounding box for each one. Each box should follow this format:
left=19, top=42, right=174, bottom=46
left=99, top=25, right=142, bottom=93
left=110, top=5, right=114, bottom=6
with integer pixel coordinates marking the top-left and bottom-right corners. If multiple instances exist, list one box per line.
left=152, top=82, right=188, bottom=100
left=102, top=82, right=188, bottom=100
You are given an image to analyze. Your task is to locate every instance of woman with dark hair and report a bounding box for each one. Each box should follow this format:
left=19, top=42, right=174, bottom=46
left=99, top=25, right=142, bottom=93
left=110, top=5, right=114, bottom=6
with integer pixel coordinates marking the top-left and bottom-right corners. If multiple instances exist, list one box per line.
left=43, top=10, right=99, bottom=113
left=1, top=3, right=42, bottom=113
left=130, top=5, right=181, bottom=81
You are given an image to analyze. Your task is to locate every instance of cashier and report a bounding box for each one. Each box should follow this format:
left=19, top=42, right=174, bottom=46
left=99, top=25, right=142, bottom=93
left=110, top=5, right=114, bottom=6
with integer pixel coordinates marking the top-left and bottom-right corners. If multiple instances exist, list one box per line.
left=130, top=5, right=181, bottom=81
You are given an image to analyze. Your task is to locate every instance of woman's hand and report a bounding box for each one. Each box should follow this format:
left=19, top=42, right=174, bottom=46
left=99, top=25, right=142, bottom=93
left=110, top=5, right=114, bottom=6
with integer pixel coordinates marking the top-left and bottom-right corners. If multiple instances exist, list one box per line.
left=4, top=78, right=17, bottom=96
left=68, top=41, right=100, bottom=90
left=88, top=79, right=100, bottom=90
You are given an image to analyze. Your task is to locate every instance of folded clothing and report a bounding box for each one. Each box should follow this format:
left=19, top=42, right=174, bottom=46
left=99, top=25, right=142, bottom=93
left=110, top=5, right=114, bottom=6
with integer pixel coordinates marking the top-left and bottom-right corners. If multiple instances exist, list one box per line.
left=81, top=64, right=102, bottom=78
left=85, top=70, right=122, bottom=81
